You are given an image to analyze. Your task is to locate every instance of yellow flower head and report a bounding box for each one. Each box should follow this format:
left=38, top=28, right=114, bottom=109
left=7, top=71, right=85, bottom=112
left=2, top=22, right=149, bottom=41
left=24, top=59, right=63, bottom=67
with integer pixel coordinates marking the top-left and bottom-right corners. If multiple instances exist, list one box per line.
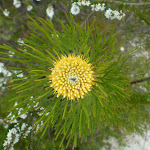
left=49, top=54, right=95, bottom=100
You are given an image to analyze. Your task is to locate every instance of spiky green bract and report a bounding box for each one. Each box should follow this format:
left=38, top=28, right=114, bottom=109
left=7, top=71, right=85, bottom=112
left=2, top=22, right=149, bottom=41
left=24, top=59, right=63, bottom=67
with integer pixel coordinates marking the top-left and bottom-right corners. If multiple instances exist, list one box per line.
left=0, top=14, right=134, bottom=149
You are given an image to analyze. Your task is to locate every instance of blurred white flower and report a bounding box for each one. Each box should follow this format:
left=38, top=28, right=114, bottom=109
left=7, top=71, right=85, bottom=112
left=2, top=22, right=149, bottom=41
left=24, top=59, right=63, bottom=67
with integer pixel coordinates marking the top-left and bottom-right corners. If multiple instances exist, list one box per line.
left=27, top=5, right=33, bottom=12
left=17, top=38, right=24, bottom=46
left=3, top=9, right=10, bottom=17
left=81, top=0, right=91, bottom=6
left=36, top=124, right=40, bottom=132
left=70, top=4, right=80, bottom=15
left=77, top=0, right=82, bottom=6
left=46, top=5, right=54, bottom=19
left=0, top=119, right=3, bottom=125
left=3, top=140, right=8, bottom=147
left=17, top=73, right=24, bottom=78
left=101, top=3, right=105, bottom=11
left=85, top=1, right=91, bottom=6
left=91, top=3, right=105, bottom=12
left=18, top=108, right=28, bottom=119
left=0, top=63, right=12, bottom=89
left=4, top=124, right=9, bottom=129
left=21, top=123, right=27, bottom=131
left=105, top=8, right=115, bottom=20
left=10, top=115, right=18, bottom=123
left=24, top=126, right=32, bottom=138
left=30, top=96, right=34, bottom=100
left=0, top=78, right=4, bottom=87
left=105, top=8, right=125, bottom=20
left=9, top=146, right=15, bottom=150
left=41, top=121, right=43, bottom=125
left=7, top=112, right=12, bottom=118
left=8, top=51, right=15, bottom=58
left=45, top=112, right=50, bottom=116
left=13, top=0, right=21, bottom=8
left=51, top=34, right=59, bottom=38
left=13, top=70, right=24, bottom=78
left=120, top=47, right=125, bottom=52
left=145, top=72, right=150, bottom=78
left=14, top=102, right=18, bottom=107
left=40, top=107, right=45, bottom=110
left=141, top=51, right=149, bottom=59
left=0, top=62, right=4, bottom=73
left=0, top=67, right=12, bottom=77
left=38, top=112, right=44, bottom=116
left=33, top=102, right=39, bottom=108
left=91, top=4, right=95, bottom=11
left=3, top=127, right=20, bottom=149
left=20, top=113, right=28, bottom=119
left=81, top=0, right=86, bottom=6
left=116, top=10, right=125, bottom=20
left=105, top=8, right=112, bottom=19
left=13, top=133, right=20, bottom=144
left=139, top=85, right=147, bottom=92
left=96, top=3, right=102, bottom=11
left=7, top=128, right=17, bottom=144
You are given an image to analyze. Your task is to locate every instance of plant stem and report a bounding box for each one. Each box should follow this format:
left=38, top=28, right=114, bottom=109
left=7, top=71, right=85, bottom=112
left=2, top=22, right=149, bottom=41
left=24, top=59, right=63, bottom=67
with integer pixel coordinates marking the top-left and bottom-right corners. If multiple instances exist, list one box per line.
left=94, top=0, right=150, bottom=6
left=130, top=77, right=150, bottom=85
left=48, top=127, right=51, bottom=141
left=81, top=11, right=94, bottom=26
left=29, top=117, right=36, bottom=150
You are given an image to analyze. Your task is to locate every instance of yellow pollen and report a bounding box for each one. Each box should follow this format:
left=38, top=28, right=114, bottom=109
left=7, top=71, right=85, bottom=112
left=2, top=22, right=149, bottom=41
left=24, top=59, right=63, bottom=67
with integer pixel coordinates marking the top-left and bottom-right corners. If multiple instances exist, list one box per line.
left=49, top=54, right=95, bottom=100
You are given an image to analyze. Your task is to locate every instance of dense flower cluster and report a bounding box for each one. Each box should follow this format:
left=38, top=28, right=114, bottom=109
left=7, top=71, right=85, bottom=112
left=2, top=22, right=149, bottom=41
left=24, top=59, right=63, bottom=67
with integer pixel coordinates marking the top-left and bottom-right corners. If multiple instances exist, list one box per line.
left=70, top=0, right=91, bottom=15
left=2, top=0, right=36, bottom=17
left=0, top=62, right=12, bottom=91
left=70, top=3, right=80, bottom=15
left=17, top=38, right=24, bottom=46
left=120, top=47, right=125, bottom=52
left=27, top=5, right=33, bottom=12
left=2, top=0, right=125, bottom=21
left=2, top=98, right=47, bottom=150
left=46, top=5, right=54, bottom=19
left=3, top=9, right=10, bottom=17
left=73, top=0, right=91, bottom=6
left=3, top=128, right=20, bottom=150
left=91, top=3, right=105, bottom=11
left=49, top=54, right=95, bottom=100
left=105, top=8, right=125, bottom=20
left=70, top=0, right=125, bottom=20
left=13, top=0, right=21, bottom=8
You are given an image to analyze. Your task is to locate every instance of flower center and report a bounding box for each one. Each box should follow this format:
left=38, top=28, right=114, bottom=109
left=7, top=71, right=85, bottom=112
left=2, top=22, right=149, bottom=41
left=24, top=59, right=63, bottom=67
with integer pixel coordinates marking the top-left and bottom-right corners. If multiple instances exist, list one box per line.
left=68, top=74, right=79, bottom=85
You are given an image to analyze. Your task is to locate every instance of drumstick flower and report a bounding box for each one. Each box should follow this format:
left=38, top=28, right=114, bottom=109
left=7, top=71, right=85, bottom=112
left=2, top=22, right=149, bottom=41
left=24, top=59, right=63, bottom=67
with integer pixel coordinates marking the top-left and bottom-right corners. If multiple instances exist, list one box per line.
left=49, top=54, right=95, bottom=100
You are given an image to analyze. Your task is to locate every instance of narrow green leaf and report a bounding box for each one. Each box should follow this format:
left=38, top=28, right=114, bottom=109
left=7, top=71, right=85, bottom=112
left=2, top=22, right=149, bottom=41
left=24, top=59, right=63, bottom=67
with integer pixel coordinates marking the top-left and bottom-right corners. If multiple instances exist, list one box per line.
left=62, top=101, right=69, bottom=119
left=79, top=109, right=83, bottom=137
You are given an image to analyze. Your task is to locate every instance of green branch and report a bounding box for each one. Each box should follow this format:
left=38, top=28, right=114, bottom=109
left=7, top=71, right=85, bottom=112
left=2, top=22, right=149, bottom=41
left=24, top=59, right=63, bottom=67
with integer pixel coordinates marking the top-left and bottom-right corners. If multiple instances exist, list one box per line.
left=93, top=0, right=150, bottom=6
left=130, top=77, right=150, bottom=85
